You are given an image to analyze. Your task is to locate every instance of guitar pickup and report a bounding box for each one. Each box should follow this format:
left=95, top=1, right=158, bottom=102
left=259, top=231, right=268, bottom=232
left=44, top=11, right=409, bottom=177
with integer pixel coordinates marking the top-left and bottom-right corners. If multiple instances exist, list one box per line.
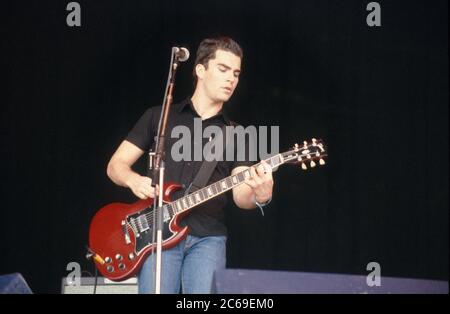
left=121, top=220, right=131, bottom=244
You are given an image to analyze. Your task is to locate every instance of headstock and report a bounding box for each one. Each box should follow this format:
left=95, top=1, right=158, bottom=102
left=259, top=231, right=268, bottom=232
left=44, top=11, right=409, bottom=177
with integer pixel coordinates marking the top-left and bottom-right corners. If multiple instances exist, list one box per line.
left=281, top=138, right=327, bottom=170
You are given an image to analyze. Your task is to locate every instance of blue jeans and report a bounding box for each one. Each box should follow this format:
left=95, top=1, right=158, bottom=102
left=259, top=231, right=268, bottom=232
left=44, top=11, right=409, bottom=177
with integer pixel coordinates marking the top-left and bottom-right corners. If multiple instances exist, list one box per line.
left=138, top=235, right=227, bottom=294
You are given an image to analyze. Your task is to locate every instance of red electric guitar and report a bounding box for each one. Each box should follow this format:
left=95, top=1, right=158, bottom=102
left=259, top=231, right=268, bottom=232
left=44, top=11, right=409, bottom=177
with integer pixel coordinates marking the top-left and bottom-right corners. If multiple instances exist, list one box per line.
left=88, top=139, right=327, bottom=281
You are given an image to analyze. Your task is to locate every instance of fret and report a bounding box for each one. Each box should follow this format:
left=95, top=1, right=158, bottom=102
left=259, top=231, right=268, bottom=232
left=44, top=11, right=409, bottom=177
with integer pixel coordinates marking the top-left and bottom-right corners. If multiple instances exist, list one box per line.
left=215, top=182, right=221, bottom=193
left=171, top=163, right=275, bottom=214
left=221, top=180, right=227, bottom=190
left=200, top=189, right=207, bottom=200
left=172, top=203, right=177, bottom=214
left=226, top=177, right=232, bottom=188
left=167, top=204, right=174, bottom=216
left=270, top=155, right=281, bottom=167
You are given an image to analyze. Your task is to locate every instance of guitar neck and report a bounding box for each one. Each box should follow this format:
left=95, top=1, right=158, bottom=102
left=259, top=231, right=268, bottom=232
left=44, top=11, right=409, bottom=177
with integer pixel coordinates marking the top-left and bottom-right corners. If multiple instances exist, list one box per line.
left=168, top=154, right=284, bottom=214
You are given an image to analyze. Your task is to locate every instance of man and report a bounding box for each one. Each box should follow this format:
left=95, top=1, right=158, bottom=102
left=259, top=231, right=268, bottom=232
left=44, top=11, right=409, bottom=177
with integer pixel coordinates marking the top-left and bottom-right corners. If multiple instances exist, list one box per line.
left=107, top=37, right=274, bottom=293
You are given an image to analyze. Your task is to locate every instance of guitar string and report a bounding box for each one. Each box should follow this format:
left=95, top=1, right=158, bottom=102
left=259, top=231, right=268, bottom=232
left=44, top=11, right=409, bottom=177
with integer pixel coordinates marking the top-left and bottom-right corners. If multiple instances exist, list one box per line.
left=124, top=161, right=265, bottom=233
left=130, top=161, right=266, bottom=228
left=125, top=179, right=243, bottom=232
left=125, top=148, right=325, bottom=232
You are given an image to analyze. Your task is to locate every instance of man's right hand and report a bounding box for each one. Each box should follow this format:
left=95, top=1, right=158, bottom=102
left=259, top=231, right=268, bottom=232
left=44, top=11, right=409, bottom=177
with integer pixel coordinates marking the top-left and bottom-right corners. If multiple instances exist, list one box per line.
left=127, top=174, right=159, bottom=200
left=107, top=140, right=160, bottom=200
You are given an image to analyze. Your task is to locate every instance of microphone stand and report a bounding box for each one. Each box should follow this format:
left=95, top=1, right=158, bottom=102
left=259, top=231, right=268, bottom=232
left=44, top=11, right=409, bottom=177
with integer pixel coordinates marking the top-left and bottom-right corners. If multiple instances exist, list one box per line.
left=149, top=47, right=183, bottom=294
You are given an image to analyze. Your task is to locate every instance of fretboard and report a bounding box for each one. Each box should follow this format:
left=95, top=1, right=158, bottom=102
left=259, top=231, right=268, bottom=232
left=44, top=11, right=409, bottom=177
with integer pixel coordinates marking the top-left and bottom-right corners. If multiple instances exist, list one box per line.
left=167, top=154, right=283, bottom=215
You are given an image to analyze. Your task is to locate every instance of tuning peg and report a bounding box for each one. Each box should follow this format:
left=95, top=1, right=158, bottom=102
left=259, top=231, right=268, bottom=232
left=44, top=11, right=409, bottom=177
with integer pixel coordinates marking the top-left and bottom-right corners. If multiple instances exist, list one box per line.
left=294, top=143, right=299, bottom=150
left=319, top=159, right=325, bottom=165
left=303, top=141, right=308, bottom=149
left=312, top=138, right=317, bottom=146
left=310, top=160, right=316, bottom=168
left=301, top=163, right=307, bottom=170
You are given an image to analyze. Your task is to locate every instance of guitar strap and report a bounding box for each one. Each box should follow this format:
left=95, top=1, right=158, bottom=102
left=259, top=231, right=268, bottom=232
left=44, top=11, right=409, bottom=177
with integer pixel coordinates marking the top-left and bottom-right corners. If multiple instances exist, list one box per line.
left=185, top=123, right=233, bottom=194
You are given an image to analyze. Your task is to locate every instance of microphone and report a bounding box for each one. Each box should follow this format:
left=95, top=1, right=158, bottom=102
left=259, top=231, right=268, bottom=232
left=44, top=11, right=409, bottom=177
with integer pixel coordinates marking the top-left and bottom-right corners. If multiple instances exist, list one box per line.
left=173, top=47, right=190, bottom=62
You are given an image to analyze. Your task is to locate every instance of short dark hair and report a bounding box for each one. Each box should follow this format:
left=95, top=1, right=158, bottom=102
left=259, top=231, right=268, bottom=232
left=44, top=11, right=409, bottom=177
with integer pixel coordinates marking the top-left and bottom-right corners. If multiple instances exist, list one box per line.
left=193, top=37, right=243, bottom=82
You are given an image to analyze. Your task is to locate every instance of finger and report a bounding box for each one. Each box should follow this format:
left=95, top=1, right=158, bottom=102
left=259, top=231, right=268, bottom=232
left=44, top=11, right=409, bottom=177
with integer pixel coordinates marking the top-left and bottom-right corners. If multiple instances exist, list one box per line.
left=142, top=177, right=153, bottom=187
left=257, top=162, right=272, bottom=182
left=250, top=166, right=263, bottom=185
left=256, top=164, right=266, bottom=175
left=262, top=171, right=273, bottom=182
left=141, top=189, right=152, bottom=198
left=146, top=185, right=160, bottom=198
left=244, top=177, right=257, bottom=188
left=257, top=176, right=273, bottom=193
left=261, top=160, right=273, bottom=174
left=140, top=184, right=155, bottom=198
left=259, top=162, right=273, bottom=180
left=138, top=192, right=148, bottom=200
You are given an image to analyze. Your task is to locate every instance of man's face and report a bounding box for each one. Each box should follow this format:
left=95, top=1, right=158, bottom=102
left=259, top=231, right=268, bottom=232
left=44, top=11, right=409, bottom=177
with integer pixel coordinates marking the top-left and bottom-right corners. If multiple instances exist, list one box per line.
left=197, top=49, right=241, bottom=103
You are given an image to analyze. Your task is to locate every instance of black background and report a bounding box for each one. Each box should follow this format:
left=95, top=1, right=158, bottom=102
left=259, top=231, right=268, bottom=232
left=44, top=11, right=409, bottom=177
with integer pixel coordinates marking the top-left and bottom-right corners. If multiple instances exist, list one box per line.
left=1, top=0, right=448, bottom=293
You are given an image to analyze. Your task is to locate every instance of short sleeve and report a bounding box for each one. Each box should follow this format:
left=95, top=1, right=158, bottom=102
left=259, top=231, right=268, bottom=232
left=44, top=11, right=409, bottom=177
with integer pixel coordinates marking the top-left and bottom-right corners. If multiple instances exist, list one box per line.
left=125, top=107, right=158, bottom=151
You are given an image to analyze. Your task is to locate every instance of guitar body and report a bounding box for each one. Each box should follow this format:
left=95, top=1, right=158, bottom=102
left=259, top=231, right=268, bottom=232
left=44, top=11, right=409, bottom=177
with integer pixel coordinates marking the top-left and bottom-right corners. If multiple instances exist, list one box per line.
left=88, top=182, right=190, bottom=281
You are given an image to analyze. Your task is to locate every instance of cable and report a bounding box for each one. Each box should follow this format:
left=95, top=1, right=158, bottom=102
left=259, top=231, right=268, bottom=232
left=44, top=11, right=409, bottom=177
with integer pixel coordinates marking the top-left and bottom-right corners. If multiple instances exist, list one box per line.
left=86, top=245, right=99, bottom=294
left=93, top=265, right=98, bottom=294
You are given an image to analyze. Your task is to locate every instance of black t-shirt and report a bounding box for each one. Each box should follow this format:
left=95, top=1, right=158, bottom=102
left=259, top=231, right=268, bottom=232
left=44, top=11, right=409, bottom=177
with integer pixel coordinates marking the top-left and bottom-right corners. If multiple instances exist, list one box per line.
left=125, top=98, right=253, bottom=237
